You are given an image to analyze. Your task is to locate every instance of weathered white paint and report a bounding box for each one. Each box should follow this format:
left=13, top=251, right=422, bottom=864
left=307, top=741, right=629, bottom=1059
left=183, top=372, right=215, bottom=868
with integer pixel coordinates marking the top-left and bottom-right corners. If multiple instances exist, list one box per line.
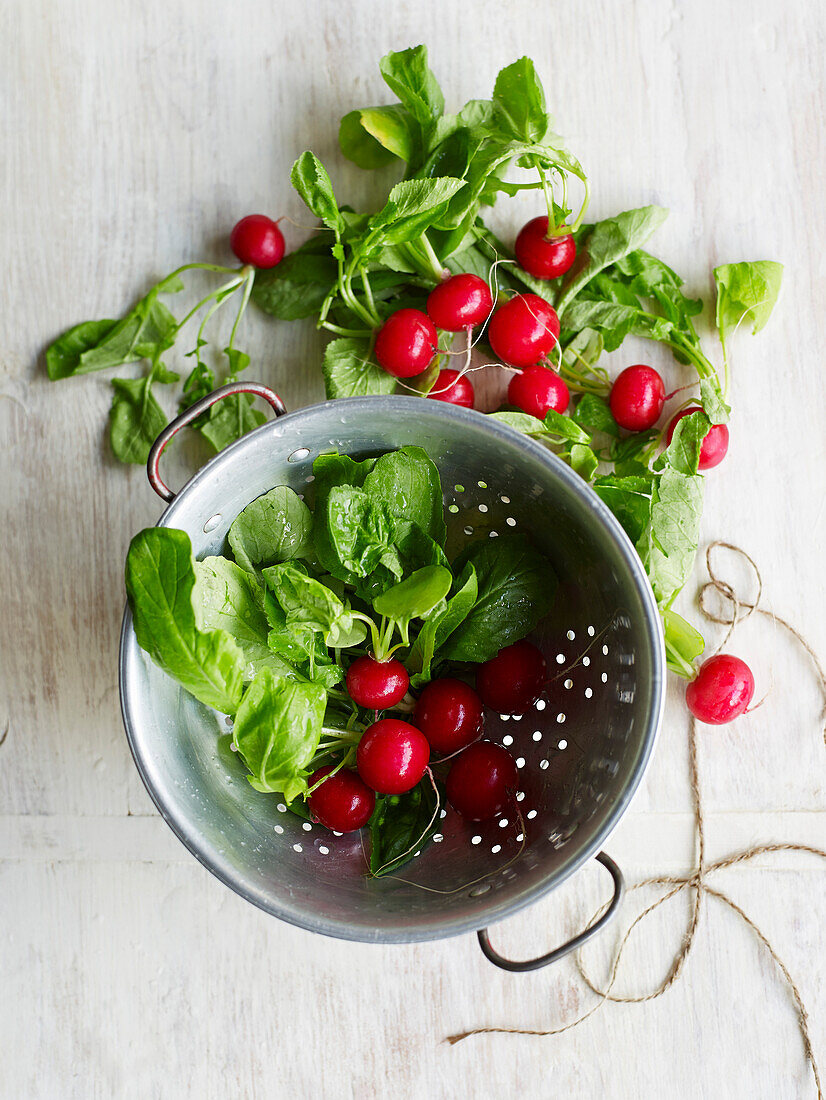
left=1, top=1, right=824, bottom=1097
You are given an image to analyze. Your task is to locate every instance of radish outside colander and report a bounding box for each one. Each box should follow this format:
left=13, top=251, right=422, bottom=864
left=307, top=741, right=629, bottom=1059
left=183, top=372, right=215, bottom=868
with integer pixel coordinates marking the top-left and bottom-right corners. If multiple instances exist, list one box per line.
left=119, top=382, right=665, bottom=970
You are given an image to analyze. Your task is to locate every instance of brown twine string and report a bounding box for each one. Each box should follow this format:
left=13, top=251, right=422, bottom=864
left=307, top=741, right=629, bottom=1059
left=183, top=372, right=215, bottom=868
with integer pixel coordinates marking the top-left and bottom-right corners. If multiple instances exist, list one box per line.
left=446, top=542, right=826, bottom=1098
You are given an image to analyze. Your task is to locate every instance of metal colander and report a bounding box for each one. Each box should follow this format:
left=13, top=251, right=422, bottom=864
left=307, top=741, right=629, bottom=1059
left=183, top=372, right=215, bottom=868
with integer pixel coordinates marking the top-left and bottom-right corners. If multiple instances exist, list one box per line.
left=120, top=383, right=664, bottom=968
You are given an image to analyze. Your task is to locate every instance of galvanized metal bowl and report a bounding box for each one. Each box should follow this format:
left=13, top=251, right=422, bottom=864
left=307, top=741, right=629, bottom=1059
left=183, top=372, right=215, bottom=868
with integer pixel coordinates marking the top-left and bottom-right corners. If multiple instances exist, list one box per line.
left=120, top=384, right=664, bottom=967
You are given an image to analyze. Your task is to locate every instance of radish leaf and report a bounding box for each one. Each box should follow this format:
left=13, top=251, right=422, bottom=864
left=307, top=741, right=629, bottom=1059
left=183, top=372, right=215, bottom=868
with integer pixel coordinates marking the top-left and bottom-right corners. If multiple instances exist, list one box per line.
left=233, top=668, right=326, bottom=803
left=372, top=566, right=452, bottom=624
left=363, top=445, right=447, bottom=546
left=339, top=105, right=416, bottom=168
left=291, top=151, right=343, bottom=232
left=46, top=319, right=119, bottom=380
left=638, top=413, right=710, bottom=605
left=714, top=260, right=783, bottom=339
left=55, top=285, right=181, bottom=377
left=125, top=527, right=245, bottom=714
left=252, top=239, right=338, bottom=320
left=321, top=338, right=396, bottom=399
left=569, top=442, right=599, bottom=481
left=489, top=411, right=547, bottom=435
left=369, top=776, right=445, bottom=876
left=662, top=609, right=705, bottom=679
left=263, top=561, right=366, bottom=648
left=379, top=45, right=444, bottom=133
left=228, top=486, right=313, bottom=572
left=655, top=409, right=710, bottom=477
left=109, top=374, right=169, bottom=464
left=311, top=451, right=377, bottom=501
left=444, top=534, right=556, bottom=662
left=314, top=486, right=401, bottom=582
left=558, top=206, right=669, bottom=314
left=572, top=394, right=620, bottom=437
left=367, top=177, right=466, bottom=245
left=593, top=475, right=655, bottom=544
left=640, top=466, right=704, bottom=607
left=492, top=56, right=549, bottom=144
left=196, top=393, right=266, bottom=453
left=193, top=556, right=280, bottom=680
left=408, top=562, right=478, bottom=683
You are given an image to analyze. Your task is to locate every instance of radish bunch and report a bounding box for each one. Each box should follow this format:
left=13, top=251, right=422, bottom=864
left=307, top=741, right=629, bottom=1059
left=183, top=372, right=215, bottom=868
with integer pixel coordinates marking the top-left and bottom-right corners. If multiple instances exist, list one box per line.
left=308, top=639, right=549, bottom=834
left=53, top=44, right=784, bottom=735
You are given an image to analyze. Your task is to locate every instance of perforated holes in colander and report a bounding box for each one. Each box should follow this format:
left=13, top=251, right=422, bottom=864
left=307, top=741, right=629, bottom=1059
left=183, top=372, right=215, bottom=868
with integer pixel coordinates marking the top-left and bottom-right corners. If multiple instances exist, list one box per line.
left=257, top=447, right=639, bottom=891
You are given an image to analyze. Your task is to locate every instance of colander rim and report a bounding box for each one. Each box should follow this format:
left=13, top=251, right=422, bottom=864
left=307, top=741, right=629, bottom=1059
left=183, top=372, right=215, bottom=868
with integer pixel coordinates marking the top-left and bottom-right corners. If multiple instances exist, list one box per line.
left=119, top=395, right=665, bottom=944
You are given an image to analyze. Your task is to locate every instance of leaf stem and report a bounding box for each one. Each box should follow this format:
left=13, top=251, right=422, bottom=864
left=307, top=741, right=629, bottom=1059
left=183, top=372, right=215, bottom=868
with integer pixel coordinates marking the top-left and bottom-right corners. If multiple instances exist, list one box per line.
left=719, top=332, right=731, bottom=400
left=341, top=242, right=382, bottom=328
left=226, top=266, right=255, bottom=354
left=341, top=272, right=381, bottom=328
left=377, top=615, right=394, bottom=660
left=568, top=176, right=590, bottom=233
left=351, top=612, right=384, bottom=657
left=397, top=241, right=434, bottom=282
left=319, top=228, right=347, bottom=326
left=305, top=746, right=357, bottom=796
left=560, top=375, right=609, bottom=396
left=531, top=157, right=556, bottom=229
left=165, top=260, right=243, bottom=282
left=176, top=274, right=245, bottom=332
left=320, top=726, right=362, bottom=742
left=321, top=321, right=374, bottom=338
left=359, top=267, right=379, bottom=320
left=664, top=637, right=697, bottom=679
left=559, top=342, right=611, bottom=395
left=418, top=232, right=446, bottom=282
left=193, top=292, right=232, bottom=361
left=559, top=170, right=569, bottom=223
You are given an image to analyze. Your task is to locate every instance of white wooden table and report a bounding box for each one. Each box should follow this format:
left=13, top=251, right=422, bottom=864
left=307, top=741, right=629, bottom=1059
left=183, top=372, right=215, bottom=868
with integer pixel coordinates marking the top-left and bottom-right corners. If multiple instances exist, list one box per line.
left=2, top=2, right=824, bottom=1096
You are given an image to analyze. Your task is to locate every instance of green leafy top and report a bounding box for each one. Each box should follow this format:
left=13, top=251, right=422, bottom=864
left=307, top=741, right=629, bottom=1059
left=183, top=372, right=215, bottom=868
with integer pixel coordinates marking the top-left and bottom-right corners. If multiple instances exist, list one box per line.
left=46, top=48, right=596, bottom=431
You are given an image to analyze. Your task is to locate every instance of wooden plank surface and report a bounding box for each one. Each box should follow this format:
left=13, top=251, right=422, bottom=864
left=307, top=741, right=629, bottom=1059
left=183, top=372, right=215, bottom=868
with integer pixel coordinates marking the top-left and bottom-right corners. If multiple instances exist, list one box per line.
left=1, top=1, right=824, bottom=1097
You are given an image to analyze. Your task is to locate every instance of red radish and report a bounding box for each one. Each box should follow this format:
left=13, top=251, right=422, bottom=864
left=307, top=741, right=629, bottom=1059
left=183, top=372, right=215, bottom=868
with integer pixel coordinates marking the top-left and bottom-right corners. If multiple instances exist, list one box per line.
left=667, top=407, right=730, bottom=470
left=508, top=364, right=570, bottom=418
left=488, top=293, right=560, bottom=368
left=357, top=718, right=430, bottom=794
left=426, top=368, right=475, bottom=408
left=413, top=678, right=484, bottom=754
left=477, top=639, right=547, bottom=714
left=446, top=741, right=518, bottom=820
left=685, top=654, right=755, bottom=724
left=229, top=214, right=285, bottom=269
left=609, top=365, right=666, bottom=431
left=307, top=766, right=375, bottom=832
left=427, top=273, right=493, bottom=331
left=374, top=309, right=438, bottom=378
left=346, top=655, right=409, bottom=710
left=515, top=217, right=577, bottom=280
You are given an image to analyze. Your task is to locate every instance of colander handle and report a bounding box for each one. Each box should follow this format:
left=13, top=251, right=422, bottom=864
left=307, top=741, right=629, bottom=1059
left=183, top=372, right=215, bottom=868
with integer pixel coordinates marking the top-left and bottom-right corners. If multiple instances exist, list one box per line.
left=477, top=851, right=624, bottom=972
left=146, top=382, right=287, bottom=502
